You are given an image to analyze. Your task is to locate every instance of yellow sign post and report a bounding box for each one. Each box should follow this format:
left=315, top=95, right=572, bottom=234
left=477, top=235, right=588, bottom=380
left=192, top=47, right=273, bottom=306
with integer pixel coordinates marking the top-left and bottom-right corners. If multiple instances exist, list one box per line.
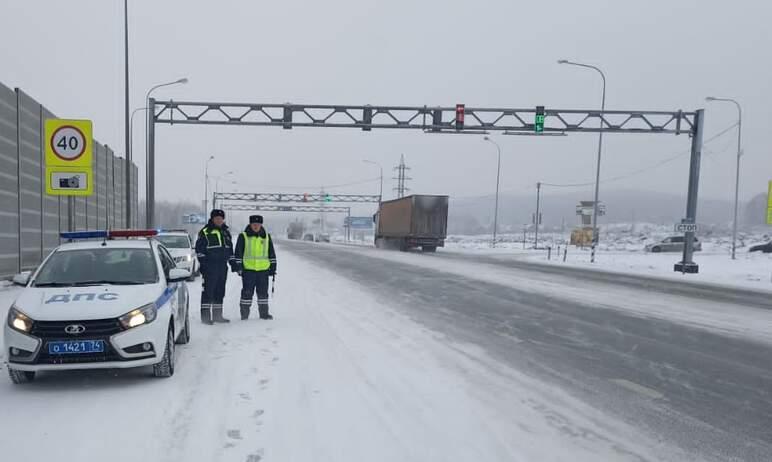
left=44, top=119, right=93, bottom=196
left=766, top=181, right=772, bottom=225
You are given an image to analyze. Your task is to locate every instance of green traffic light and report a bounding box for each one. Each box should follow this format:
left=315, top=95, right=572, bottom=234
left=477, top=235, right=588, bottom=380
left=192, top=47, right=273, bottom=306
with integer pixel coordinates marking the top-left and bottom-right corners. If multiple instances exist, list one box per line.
left=535, top=114, right=545, bottom=133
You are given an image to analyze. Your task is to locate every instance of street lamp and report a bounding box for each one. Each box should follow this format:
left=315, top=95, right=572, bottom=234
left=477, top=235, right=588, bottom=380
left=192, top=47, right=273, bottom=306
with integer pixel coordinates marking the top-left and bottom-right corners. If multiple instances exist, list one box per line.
left=145, top=77, right=188, bottom=228
left=363, top=160, right=383, bottom=202
left=483, top=136, right=502, bottom=248
left=558, top=59, right=606, bottom=263
left=706, top=96, right=743, bottom=260
left=204, top=156, right=215, bottom=215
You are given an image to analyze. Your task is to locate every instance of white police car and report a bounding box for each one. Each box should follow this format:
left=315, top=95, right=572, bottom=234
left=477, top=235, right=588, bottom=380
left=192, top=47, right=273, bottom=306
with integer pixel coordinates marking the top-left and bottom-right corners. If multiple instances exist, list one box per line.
left=4, top=230, right=191, bottom=384
left=155, top=230, right=198, bottom=279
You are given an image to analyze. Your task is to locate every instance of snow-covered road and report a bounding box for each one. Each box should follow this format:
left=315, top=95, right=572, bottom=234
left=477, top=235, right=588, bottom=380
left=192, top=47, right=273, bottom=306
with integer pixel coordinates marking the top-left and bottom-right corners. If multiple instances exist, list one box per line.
left=0, top=247, right=681, bottom=462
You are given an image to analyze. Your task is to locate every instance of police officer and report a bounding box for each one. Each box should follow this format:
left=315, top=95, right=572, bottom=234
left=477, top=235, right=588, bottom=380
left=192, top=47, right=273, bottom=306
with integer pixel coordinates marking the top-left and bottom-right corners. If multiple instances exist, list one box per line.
left=195, top=209, right=236, bottom=324
left=234, top=215, right=277, bottom=320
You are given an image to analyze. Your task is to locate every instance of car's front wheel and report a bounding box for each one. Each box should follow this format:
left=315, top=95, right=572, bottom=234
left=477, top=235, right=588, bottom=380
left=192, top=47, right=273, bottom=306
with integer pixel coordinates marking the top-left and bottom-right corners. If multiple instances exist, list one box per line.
left=153, top=325, right=176, bottom=378
left=651, top=246, right=662, bottom=253
left=8, top=368, right=35, bottom=384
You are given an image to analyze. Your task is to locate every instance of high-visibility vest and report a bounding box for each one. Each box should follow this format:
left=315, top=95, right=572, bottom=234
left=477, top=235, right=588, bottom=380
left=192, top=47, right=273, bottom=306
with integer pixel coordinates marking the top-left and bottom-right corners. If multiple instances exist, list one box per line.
left=203, top=227, right=223, bottom=248
left=242, top=233, right=271, bottom=271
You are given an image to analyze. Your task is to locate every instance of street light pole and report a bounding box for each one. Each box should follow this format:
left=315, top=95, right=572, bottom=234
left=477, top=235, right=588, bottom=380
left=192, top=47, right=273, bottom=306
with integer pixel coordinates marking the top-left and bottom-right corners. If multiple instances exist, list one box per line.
left=483, top=136, right=502, bottom=248
left=123, top=0, right=131, bottom=227
left=363, top=160, right=383, bottom=202
left=558, top=59, right=606, bottom=263
left=145, top=77, right=188, bottom=228
left=706, top=96, right=743, bottom=260
left=204, top=156, right=215, bottom=215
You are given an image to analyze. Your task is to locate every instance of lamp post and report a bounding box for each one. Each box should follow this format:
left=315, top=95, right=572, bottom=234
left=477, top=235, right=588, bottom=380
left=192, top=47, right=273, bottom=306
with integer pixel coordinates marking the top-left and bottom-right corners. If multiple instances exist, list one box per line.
left=204, top=156, right=215, bottom=215
left=706, top=96, right=743, bottom=260
left=145, top=77, right=188, bottom=228
left=558, top=59, right=606, bottom=263
left=123, top=0, right=131, bottom=227
left=363, top=160, right=383, bottom=202
left=483, top=136, right=502, bottom=248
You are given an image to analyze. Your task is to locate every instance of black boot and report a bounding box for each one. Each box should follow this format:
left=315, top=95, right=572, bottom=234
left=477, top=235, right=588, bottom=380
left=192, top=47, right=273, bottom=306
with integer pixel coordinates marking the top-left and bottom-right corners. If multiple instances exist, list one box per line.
left=258, top=304, right=273, bottom=320
left=201, top=307, right=213, bottom=325
left=212, top=307, right=230, bottom=323
left=240, top=306, right=250, bottom=321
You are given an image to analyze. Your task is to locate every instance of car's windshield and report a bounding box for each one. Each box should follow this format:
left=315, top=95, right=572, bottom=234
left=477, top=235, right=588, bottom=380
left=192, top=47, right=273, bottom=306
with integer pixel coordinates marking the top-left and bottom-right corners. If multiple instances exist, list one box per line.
left=155, top=235, right=191, bottom=249
left=33, top=248, right=158, bottom=286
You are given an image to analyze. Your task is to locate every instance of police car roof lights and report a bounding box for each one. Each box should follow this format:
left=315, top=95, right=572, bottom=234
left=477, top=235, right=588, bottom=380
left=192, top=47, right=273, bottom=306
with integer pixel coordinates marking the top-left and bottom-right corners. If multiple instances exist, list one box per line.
left=60, top=230, right=109, bottom=240
left=59, top=229, right=158, bottom=240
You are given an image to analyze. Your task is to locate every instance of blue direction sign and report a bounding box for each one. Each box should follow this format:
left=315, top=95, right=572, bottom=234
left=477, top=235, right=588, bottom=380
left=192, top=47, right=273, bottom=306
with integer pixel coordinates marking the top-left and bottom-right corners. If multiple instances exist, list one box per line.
left=345, top=216, right=373, bottom=229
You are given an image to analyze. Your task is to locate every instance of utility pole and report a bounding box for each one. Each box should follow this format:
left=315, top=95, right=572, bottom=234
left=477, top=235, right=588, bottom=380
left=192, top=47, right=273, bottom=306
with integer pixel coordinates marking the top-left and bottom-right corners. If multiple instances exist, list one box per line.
left=319, top=187, right=325, bottom=233
left=393, top=154, right=411, bottom=198
left=534, top=182, right=542, bottom=249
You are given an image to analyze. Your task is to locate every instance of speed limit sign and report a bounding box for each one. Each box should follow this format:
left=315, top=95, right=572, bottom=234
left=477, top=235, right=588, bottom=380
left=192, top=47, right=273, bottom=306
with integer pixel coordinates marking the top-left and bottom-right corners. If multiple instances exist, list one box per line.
left=51, top=125, right=86, bottom=161
left=45, top=119, right=92, bottom=168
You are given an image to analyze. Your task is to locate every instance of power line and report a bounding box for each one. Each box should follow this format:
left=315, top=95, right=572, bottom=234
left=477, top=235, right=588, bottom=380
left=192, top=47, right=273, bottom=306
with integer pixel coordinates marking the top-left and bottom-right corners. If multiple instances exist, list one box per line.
left=539, top=122, right=739, bottom=189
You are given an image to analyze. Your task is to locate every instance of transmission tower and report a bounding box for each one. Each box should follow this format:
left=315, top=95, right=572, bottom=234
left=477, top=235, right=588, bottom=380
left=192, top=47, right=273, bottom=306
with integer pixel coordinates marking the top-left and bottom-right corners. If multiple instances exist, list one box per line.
left=393, top=154, right=411, bottom=198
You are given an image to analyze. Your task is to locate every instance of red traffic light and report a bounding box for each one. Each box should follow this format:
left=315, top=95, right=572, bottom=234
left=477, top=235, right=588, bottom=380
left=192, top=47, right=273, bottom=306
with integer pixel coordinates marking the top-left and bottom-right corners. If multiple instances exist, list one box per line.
left=455, top=104, right=465, bottom=130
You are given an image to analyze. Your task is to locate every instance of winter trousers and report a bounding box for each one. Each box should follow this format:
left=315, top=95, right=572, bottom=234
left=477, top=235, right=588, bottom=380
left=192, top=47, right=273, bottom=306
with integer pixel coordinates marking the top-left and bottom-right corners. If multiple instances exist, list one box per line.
left=240, top=270, right=270, bottom=319
left=201, top=264, right=228, bottom=322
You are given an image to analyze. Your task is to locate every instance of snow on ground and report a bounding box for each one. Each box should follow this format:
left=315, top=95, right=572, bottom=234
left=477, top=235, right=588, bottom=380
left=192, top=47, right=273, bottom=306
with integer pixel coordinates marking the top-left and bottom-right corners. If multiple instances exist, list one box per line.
left=321, top=243, right=772, bottom=345
left=446, top=225, right=772, bottom=290
left=0, top=247, right=684, bottom=462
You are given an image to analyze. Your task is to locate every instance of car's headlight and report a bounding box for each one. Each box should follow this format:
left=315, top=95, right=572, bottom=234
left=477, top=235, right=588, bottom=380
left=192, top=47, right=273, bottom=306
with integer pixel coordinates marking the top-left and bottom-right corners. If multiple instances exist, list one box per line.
left=7, top=306, right=34, bottom=333
left=119, top=303, right=157, bottom=329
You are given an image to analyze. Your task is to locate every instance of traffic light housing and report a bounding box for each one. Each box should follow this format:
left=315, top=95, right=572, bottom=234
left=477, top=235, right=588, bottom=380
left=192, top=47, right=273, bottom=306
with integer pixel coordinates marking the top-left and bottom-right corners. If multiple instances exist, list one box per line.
left=535, top=106, right=545, bottom=133
left=455, top=104, right=465, bottom=130
left=325, top=194, right=332, bottom=202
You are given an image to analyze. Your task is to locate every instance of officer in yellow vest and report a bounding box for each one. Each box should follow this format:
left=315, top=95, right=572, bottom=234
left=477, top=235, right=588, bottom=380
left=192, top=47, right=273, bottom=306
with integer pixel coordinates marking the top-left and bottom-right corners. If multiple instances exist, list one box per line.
left=233, top=215, right=277, bottom=320
left=195, top=209, right=236, bottom=324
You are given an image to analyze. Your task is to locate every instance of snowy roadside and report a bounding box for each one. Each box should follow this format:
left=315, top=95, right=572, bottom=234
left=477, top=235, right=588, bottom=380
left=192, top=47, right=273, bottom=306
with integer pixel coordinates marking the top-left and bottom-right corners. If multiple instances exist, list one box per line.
left=446, top=232, right=772, bottom=292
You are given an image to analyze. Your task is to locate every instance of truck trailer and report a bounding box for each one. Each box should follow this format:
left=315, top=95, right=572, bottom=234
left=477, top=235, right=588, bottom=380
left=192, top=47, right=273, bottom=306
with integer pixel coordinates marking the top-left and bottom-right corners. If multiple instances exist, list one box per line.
left=374, top=195, right=449, bottom=252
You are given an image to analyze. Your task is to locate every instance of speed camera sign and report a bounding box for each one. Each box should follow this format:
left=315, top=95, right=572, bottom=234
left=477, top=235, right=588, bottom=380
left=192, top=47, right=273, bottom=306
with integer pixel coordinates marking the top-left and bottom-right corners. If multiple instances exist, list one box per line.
left=44, top=119, right=93, bottom=196
left=45, top=119, right=92, bottom=168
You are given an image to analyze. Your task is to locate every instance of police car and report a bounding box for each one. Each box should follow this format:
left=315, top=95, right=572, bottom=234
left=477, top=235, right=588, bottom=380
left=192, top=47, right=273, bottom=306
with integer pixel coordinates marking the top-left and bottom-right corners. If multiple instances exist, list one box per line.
left=4, top=230, right=191, bottom=384
left=155, top=230, right=199, bottom=279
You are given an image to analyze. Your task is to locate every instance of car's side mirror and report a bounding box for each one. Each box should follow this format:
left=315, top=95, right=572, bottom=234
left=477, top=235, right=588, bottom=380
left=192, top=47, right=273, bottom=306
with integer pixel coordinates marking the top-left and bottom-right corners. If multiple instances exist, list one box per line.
left=167, top=268, right=191, bottom=283
left=12, top=272, right=30, bottom=286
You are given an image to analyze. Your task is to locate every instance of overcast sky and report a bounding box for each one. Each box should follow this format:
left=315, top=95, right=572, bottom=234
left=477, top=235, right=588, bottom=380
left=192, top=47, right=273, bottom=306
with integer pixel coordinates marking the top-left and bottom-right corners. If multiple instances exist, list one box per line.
left=2, top=0, right=770, bottom=214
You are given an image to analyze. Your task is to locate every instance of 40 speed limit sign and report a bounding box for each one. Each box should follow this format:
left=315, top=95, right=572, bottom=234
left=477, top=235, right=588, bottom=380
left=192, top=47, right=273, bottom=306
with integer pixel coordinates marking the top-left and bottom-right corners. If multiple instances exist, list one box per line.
left=44, top=119, right=94, bottom=196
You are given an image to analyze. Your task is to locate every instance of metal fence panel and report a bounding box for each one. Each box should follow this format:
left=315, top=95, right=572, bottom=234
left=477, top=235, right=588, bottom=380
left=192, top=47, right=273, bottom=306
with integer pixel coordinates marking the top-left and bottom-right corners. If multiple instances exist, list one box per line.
left=16, top=89, right=42, bottom=270
left=40, top=106, right=60, bottom=256
left=132, top=163, right=138, bottom=228
left=0, top=82, right=18, bottom=278
left=106, top=147, right=114, bottom=229
left=113, top=155, right=124, bottom=228
left=95, top=142, right=107, bottom=229
left=86, top=139, right=98, bottom=229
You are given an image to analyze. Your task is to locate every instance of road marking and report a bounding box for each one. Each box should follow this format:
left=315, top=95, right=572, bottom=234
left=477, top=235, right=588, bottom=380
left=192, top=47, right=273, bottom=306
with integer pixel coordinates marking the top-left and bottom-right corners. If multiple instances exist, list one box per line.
left=610, top=379, right=665, bottom=400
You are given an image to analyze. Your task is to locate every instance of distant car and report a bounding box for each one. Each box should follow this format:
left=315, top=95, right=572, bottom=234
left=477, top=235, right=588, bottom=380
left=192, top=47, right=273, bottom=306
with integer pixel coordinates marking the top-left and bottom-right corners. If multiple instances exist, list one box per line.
left=315, top=233, right=331, bottom=243
left=303, top=233, right=315, bottom=242
left=749, top=241, right=772, bottom=253
left=155, top=231, right=198, bottom=280
left=4, top=230, right=191, bottom=384
left=645, top=236, right=702, bottom=253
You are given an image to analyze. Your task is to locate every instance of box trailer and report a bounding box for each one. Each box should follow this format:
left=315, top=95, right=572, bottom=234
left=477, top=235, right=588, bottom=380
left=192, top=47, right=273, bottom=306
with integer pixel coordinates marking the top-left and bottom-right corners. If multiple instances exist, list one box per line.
left=375, top=195, right=448, bottom=252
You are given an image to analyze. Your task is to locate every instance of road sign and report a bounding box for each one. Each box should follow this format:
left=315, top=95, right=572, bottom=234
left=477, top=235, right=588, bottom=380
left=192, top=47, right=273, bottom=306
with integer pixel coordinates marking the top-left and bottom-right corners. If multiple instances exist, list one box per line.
left=344, top=217, right=373, bottom=229
left=44, top=119, right=94, bottom=196
left=674, top=223, right=699, bottom=233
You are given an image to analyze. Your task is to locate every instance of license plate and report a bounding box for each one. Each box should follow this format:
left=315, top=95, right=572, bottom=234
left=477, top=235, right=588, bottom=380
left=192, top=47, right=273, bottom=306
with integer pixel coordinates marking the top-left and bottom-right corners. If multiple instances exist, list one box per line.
left=47, top=340, right=105, bottom=355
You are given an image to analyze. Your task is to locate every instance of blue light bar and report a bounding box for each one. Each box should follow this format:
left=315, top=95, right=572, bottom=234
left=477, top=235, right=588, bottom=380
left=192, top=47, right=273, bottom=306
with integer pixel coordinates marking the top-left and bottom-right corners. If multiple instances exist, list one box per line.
left=60, top=230, right=109, bottom=240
